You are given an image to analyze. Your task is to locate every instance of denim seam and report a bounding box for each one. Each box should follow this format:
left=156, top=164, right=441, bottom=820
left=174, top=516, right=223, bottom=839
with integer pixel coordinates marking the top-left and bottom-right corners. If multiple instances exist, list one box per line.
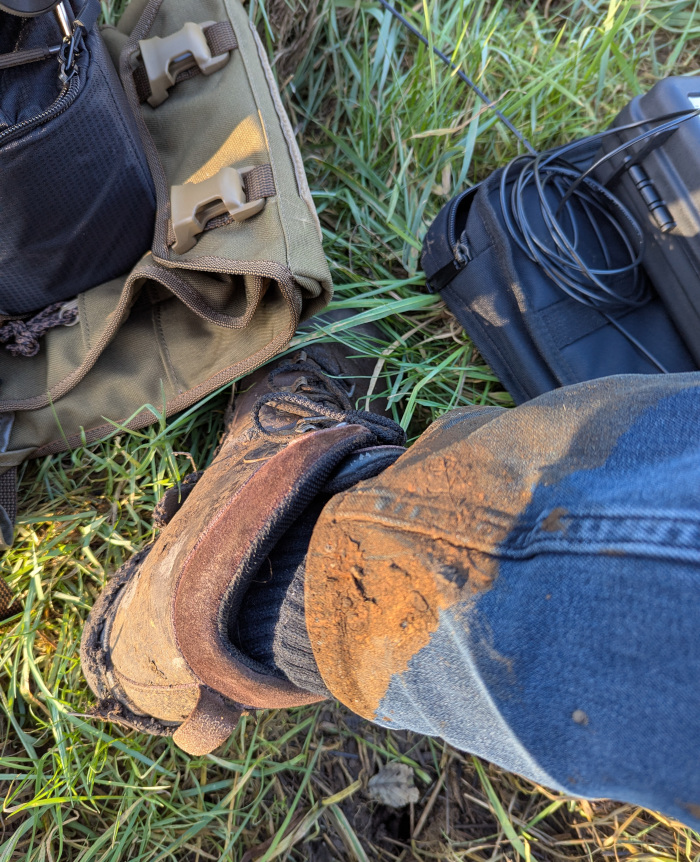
left=501, top=510, right=700, bottom=562
left=326, top=504, right=700, bottom=562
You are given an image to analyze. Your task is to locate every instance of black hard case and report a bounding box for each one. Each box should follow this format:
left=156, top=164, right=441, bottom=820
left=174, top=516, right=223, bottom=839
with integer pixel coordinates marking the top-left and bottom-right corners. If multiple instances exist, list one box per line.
left=593, top=76, right=700, bottom=365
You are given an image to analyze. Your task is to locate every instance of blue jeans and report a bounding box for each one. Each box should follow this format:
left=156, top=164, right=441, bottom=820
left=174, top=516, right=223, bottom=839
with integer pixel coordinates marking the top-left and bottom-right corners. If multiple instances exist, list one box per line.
left=305, top=372, right=700, bottom=828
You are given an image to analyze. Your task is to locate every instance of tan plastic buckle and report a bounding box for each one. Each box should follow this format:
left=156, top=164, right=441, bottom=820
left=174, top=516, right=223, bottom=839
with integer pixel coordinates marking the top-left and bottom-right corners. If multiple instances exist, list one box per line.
left=171, top=166, right=265, bottom=255
left=138, top=21, right=230, bottom=108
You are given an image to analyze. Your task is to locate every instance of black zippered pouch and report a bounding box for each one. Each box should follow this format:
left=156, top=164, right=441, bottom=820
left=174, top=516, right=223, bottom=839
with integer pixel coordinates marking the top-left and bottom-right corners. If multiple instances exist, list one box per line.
left=421, top=167, right=697, bottom=404
left=0, top=0, right=155, bottom=316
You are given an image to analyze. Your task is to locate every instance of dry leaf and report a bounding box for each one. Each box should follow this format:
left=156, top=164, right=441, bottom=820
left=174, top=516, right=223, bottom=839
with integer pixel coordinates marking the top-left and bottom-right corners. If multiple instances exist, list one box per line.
left=368, top=762, right=420, bottom=808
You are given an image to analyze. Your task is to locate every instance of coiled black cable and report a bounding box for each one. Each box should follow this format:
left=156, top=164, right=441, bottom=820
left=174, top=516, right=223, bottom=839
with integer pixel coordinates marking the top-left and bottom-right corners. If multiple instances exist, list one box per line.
left=497, top=109, right=699, bottom=372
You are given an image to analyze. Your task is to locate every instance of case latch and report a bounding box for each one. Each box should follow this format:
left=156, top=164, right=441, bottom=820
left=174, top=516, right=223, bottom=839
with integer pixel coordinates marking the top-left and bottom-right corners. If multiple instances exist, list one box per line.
left=170, top=166, right=266, bottom=255
left=138, top=21, right=231, bottom=108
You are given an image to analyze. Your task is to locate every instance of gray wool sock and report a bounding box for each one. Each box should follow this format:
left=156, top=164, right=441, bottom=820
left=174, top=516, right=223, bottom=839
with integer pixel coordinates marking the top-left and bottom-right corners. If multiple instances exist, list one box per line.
left=234, top=500, right=330, bottom=697
left=270, top=562, right=327, bottom=694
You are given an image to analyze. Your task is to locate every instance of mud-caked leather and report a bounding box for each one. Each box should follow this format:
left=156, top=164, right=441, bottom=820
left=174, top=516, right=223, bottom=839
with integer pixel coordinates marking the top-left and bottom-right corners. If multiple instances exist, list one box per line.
left=81, top=337, right=405, bottom=754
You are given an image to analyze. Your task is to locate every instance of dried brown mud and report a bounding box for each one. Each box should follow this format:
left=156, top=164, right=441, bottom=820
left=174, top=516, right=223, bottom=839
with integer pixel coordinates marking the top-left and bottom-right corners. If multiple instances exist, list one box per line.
left=305, top=381, right=655, bottom=718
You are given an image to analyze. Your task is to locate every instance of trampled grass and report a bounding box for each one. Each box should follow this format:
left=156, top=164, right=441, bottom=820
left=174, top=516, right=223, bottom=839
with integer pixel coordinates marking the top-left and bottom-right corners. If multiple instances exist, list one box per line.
left=2, top=0, right=700, bottom=858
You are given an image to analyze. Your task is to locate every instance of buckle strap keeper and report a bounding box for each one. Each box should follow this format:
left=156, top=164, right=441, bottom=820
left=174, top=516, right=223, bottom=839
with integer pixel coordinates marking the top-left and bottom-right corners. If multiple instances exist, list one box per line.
left=170, top=165, right=276, bottom=255
left=135, top=21, right=237, bottom=108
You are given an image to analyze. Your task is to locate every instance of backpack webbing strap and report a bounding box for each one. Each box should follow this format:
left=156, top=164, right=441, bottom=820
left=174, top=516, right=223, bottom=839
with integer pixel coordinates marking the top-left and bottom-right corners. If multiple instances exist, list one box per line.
left=204, top=21, right=238, bottom=57
left=242, top=164, right=276, bottom=201
left=0, top=467, right=18, bottom=620
left=133, top=21, right=238, bottom=105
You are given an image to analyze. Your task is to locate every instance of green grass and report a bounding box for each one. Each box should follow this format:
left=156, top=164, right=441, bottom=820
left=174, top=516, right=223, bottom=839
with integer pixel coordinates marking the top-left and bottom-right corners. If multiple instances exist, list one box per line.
left=3, top=0, right=700, bottom=858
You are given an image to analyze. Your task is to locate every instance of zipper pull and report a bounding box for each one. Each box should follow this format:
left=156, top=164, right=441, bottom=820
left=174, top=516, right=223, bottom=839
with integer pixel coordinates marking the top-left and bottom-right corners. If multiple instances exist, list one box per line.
left=425, top=231, right=472, bottom=294
left=56, top=5, right=85, bottom=87
left=453, top=232, right=472, bottom=266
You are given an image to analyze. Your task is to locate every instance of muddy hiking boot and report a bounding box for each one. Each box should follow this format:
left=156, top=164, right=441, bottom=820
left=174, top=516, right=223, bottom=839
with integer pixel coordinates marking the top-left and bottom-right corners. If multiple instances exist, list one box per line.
left=81, top=321, right=406, bottom=754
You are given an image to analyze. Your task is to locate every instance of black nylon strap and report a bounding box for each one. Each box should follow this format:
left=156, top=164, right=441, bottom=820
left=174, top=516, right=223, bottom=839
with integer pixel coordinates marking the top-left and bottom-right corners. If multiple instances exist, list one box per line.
left=0, top=578, right=18, bottom=622
left=0, top=44, right=57, bottom=70
left=73, top=0, right=100, bottom=33
left=0, top=467, right=18, bottom=620
left=134, top=21, right=238, bottom=104
left=425, top=255, right=467, bottom=294
left=0, top=467, right=17, bottom=525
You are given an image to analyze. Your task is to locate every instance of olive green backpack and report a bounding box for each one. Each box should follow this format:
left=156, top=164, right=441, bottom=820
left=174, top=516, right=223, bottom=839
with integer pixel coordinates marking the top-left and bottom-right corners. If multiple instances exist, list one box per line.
left=0, top=0, right=332, bottom=553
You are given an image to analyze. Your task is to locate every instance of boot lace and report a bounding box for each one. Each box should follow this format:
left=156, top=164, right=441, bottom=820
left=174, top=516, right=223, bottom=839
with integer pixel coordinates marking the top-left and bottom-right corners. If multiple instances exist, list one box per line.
left=252, top=353, right=405, bottom=446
